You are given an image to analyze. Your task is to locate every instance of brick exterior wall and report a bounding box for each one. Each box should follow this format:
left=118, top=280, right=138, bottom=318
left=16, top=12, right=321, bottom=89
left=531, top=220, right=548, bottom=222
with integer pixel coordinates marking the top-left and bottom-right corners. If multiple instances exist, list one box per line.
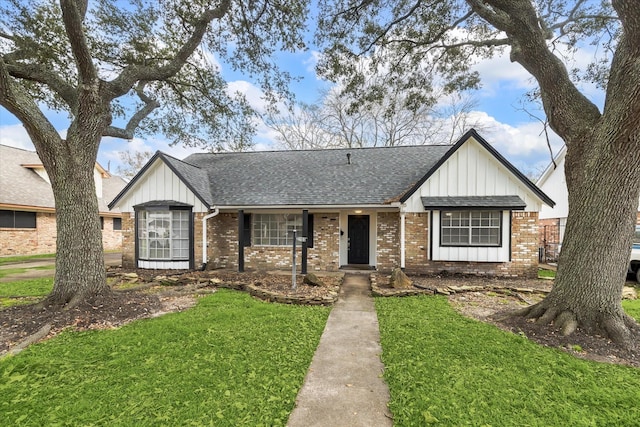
left=404, top=212, right=429, bottom=267
left=119, top=208, right=541, bottom=278
left=0, top=211, right=122, bottom=257
left=206, top=212, right=341, bottom=272
left=401, top=211, right=540, bottom=279
left=376, top=212, right=400, bottom=271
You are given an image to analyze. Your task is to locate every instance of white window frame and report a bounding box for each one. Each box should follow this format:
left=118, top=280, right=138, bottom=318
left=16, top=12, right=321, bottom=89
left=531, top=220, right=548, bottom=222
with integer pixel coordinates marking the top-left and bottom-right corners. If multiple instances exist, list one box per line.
left=441, top=210, right=502, bottom=247
left=138, top=210, right=190, bottom=260
left=252, top=213, right=302, bottom=246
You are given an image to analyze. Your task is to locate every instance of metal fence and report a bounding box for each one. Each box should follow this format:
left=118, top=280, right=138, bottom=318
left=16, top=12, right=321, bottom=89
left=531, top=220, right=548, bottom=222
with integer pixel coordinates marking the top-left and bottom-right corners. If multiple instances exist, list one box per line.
left=539, top=223, right=565, bottom=264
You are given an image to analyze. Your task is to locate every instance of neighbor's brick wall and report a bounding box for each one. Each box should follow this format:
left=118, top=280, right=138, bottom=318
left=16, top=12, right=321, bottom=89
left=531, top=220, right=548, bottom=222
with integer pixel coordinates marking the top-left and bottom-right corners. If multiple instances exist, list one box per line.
left=121, top=212, right=136, bottom=269
left=0, top=212, right=122, bottom=256
left=0, top=212, right=56, bottom=256
left=207, top=212, right=341, bottom=272
left=102, top=217, right=123, bottom=251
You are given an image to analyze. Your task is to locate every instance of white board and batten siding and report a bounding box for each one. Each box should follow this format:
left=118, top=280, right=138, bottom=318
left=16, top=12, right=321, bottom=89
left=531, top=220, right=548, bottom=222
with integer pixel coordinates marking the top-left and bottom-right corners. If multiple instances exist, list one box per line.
left=404, top=137, right=543, bottom=263
left=404, top=138, right=543, bottom=213
left=117, top=159, right=209, bottom=213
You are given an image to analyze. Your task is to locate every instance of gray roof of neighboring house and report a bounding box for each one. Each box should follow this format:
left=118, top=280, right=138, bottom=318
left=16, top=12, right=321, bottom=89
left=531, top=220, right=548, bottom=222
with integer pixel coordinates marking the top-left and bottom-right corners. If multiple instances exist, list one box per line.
left=109, top=129, right=555, bottom=209
left=0, top=144, right=126, bottom=213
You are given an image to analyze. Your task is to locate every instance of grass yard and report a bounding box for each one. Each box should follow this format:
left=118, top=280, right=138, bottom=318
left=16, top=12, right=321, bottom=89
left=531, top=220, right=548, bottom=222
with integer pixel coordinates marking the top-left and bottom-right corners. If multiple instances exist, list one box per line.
left=0, top=265, right=55, bottom=280
left=376, top=295, right=640, bottom=427
left=0, top=278, right=54, bottom=308
left=0, top=289, right=330, bottom=426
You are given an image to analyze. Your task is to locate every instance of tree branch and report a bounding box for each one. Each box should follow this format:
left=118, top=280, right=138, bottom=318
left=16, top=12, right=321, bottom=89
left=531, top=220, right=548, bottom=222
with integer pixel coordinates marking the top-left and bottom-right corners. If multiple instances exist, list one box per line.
left=0, top=59, right=63, bottom=152
left=3, top=61, right=78, bottom=112
left=466, top=0, right=601, bottom=143
left=106, top=0, right=231, bottom=100
left=102, top=82, right=159, bottom=139
left=59, top=0, right=97, bottom=83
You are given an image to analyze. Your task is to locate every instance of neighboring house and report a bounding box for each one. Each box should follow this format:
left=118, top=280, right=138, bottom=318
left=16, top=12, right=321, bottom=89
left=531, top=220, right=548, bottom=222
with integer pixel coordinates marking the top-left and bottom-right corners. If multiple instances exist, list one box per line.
left=537, top=146, right=640, bottom=261
left=109, top=129, right=554, bottom=278
left=0, top=144, right=127, bottom=256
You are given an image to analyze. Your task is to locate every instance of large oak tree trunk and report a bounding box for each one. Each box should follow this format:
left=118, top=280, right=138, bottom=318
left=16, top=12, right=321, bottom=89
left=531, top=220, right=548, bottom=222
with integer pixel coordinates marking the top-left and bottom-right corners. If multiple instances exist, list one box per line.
left=47, top=157, right=109, bottom=306
left=520, top=129, right=640, bottom=346
left=36, top=96, right=113, bottom=307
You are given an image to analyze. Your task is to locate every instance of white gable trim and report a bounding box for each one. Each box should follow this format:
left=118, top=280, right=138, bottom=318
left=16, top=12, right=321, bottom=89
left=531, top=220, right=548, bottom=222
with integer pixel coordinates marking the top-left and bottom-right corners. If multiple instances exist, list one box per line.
left=114, top=158, right=208, bottom=212
left=403, top=137, right=544, bottom=213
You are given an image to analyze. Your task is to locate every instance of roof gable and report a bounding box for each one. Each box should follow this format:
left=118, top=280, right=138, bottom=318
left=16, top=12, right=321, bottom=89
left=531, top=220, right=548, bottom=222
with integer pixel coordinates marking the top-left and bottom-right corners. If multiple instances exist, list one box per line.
left=108, top=151, right=212, bottom=211
left=1, top=144, right=125, bottom=213
left=400, top=129, right=555, bottom=208
left=109, top=130, right=553, bottom=211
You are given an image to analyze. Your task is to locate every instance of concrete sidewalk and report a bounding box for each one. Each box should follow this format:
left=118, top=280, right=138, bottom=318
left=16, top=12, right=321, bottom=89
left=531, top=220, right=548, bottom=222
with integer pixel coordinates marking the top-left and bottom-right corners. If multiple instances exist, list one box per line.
left=287, top=273, right=393, bottom=427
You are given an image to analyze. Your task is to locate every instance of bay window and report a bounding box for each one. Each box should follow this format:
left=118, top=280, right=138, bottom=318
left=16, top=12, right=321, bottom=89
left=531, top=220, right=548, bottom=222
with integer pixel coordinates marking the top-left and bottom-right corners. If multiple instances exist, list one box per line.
left=138, top=209, right=190, bottom=260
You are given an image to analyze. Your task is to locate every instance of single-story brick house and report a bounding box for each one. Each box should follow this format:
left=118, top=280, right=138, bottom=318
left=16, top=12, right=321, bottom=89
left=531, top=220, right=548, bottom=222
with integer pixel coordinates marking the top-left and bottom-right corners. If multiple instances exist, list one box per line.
left=109, top=129, right=554, bottom=278
left=0, top=144, right=126, bottom=256
left=537, top=145, right=640, bottom=261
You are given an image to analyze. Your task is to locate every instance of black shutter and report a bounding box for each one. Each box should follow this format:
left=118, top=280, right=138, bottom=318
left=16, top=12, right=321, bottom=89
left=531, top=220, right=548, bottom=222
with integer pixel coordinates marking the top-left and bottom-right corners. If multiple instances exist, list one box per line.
left=243, top=213, right=252, bottom=247
left=307, top=214, right=314, bottom=248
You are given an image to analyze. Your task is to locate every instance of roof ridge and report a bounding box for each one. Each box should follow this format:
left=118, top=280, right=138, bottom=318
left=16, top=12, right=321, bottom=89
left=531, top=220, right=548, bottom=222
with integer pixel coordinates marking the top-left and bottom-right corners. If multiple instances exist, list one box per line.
left=185, top=144, right=454, bottom=157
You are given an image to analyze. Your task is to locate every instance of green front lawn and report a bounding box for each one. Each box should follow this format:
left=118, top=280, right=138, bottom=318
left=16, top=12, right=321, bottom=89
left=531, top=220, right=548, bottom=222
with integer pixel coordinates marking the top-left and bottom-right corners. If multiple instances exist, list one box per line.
left=0, top=278, right=54, bottom=307
left=0, top=289, right=330, bottom=426
left=376, top=295, right=640, bottom=426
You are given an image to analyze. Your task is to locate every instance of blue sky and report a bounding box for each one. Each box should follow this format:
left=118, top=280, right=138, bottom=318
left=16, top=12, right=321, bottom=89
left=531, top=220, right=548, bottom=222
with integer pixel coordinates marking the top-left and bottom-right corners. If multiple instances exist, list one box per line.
left=0, top=20, right=605, bottom=180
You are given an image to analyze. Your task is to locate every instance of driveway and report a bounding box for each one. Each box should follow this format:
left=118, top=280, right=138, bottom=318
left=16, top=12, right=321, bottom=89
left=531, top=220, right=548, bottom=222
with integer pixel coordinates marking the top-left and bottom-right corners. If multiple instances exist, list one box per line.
left=0, top=253, right=122, bottom=283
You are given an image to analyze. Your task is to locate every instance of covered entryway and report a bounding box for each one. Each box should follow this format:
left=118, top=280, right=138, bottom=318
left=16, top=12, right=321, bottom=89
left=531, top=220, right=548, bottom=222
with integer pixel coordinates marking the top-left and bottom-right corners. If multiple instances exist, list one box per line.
left=348, top=215, right=370, bottom=264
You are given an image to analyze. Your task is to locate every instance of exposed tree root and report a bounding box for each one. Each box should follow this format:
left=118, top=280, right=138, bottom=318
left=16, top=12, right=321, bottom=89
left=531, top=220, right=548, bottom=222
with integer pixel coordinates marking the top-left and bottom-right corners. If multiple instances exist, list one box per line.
left=6, top=324, right=51, bottom=356
left=511, top=301, right=638, bottom=351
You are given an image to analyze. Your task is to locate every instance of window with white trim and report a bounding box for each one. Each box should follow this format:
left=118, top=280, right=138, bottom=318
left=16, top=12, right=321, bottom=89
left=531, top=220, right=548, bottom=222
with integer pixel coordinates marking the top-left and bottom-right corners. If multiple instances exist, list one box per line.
left=252, top=214, right=302, bottom=246
left=441, top=210, right=501, bottom=246
left=138, top=210, right=190, bottom=260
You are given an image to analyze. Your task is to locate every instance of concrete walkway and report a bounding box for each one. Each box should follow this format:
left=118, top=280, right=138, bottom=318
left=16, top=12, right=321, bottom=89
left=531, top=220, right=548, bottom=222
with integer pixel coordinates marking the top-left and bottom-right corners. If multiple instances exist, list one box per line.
left=287, top=273, right=393, bottom=427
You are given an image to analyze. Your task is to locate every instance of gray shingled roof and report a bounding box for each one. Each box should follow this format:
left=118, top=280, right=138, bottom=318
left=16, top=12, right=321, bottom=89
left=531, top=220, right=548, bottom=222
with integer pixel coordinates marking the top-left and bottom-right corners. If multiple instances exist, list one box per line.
left=0, top=144, right=126, bottom=213
left=181, top=145, right=452, bottom=206
left=421, top=196, right=526, bottom=210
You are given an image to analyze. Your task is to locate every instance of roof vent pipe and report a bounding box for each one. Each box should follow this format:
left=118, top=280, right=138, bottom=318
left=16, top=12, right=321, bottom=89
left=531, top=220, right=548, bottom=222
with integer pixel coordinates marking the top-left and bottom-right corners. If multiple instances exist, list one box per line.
left=347, top=153, right=351, bottom=165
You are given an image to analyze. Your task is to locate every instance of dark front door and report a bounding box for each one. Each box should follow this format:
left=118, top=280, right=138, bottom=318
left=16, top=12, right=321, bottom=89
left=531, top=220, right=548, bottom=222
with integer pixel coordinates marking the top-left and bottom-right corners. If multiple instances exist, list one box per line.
left=348, top=215, right=370, bottom=264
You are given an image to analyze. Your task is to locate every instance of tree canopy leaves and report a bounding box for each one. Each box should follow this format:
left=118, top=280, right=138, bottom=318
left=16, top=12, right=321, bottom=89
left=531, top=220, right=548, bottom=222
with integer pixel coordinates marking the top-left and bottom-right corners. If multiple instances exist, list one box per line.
left=0, top=0, right=309, bottom=150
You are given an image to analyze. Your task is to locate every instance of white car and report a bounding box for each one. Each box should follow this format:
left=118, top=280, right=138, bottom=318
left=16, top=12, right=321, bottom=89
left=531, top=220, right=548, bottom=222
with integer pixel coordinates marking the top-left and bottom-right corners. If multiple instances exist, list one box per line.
left=630, top=225, right=640, bottom=283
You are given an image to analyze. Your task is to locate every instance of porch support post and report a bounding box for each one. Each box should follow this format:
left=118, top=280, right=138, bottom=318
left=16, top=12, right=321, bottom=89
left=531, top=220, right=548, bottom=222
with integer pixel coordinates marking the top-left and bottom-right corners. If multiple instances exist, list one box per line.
left=302, top=209, right=308, bottom=274
left=238, top=209, right=244, bottom=272
left=400, top=209, right=406, bottom=269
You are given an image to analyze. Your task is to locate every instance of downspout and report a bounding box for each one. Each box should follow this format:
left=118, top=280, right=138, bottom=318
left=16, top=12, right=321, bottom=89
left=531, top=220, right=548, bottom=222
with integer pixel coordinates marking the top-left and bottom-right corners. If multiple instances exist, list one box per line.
left=400, top=207, right=406, bottom=270
left=201, top=207, right=219, bottom=271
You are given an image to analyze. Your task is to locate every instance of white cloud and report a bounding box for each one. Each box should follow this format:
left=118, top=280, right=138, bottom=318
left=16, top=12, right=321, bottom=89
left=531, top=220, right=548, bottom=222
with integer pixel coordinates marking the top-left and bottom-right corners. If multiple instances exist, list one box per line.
left=0, top=124, right=35, bottom=150
left=464, top=111, right=564, bottom=178
left=227, top=80, right=270, bottom=113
